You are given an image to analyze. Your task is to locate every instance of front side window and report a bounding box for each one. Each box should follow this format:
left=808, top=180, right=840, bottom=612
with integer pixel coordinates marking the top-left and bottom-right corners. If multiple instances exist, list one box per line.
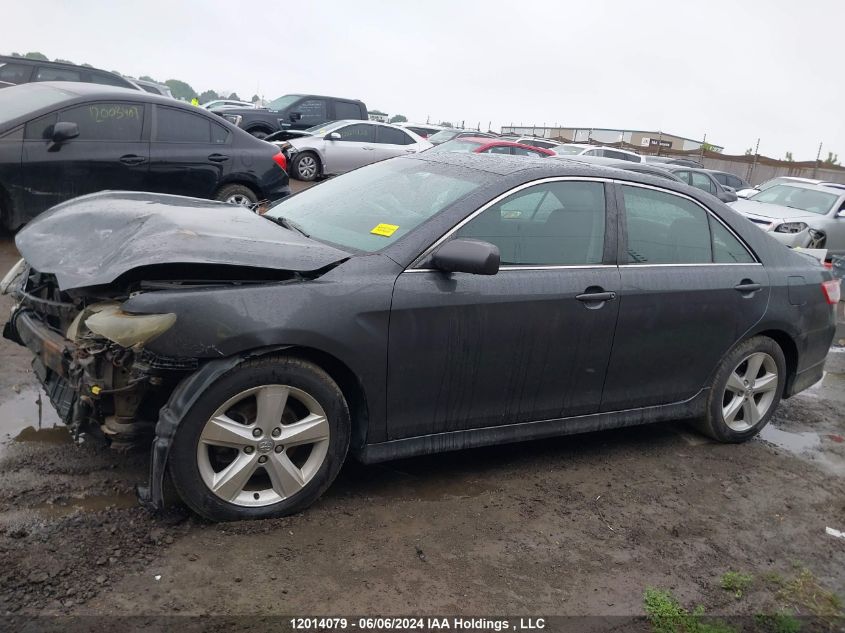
left=59, top=102, right=144, bottom=141
left=266, top=159, right=482, bottom=252
left=34, top=67, right=81, bottom=82
left=712, top=173, right=728, bottom=185
left=690, top=171, right=715, bottom=193
left=727, top=175, right=744, bottom=189
left=623, top=186, right=711, bottom=264
left=455, top=181, right=606, bottom=266
left=294, top=99, right=327, bottom=125
left=334, top=124, right=375, bottom=143
left=156, top=106, right=211, bottom=142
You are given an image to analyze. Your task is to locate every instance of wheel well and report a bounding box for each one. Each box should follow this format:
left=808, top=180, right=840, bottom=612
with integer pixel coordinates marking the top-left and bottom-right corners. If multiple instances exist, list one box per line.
left=275, top=346, right=369, bottom=449
left=245, top=124, right=274, bottom=134
left=215, top=181, right=260, bottom=199
left=0, top=182, right=12, bottom=231
left=756, top=329, right=798, bottom=395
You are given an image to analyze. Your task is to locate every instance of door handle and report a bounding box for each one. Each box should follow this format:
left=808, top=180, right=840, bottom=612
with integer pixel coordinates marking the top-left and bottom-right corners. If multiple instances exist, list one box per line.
left=734, top=282, right=762, bottom=293
left=576, top=291, right=617, bottom=303
left=119, top=154, right=147, bottom=165
left=208, top=153, right=230, bottom=162
left=362, top=147, right=375, bottom=151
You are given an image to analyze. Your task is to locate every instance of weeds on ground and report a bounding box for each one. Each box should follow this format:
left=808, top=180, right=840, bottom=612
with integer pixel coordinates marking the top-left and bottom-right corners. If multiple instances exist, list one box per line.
left=721, top=571, right=754, bottom=599
left=772, top=566, right=843, bottom=622
left=753, top=612, right=801, bottom=633
left=643, top=588, right=735, bottom=633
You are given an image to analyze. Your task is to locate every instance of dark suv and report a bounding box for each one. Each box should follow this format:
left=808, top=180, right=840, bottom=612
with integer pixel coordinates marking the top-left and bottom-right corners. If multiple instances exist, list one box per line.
left=0, top=55, right=139, bottom=91
left=214, top=94, right=367, bottom=139
left=0, top=82, right=290, bottom=229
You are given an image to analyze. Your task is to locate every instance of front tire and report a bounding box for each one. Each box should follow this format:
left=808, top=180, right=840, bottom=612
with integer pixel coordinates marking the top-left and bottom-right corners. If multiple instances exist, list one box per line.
left=292, top=152, right=320, bottom=181
left=168, top=356, right=350, bottom=521
left=697, top=336, right=786, bottom=442
left=214, top=184, right=258, bottom=206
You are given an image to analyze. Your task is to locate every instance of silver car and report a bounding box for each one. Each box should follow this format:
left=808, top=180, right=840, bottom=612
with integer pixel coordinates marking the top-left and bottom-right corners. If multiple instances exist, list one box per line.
left=280, top=120, right=431, bottom=181
left=729, top=182, right=845, bottom=255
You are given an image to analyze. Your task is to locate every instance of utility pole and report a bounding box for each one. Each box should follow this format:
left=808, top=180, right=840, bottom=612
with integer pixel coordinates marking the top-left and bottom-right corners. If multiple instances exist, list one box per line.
left=812, top=141, right=823, bottom=178
left=746, top=138, right=760, bottom=183
left=656, top=130, right=663, bottom=157
left=699, top=133, right=706, bottom=165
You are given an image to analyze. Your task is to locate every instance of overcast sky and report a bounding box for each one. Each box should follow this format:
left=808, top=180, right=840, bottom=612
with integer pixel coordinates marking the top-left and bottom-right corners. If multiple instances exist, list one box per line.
left=4, top=0, right=842, bottom=160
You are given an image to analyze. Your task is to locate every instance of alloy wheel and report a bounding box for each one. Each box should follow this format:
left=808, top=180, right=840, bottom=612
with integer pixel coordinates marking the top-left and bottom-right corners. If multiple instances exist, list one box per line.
left=297, top=156, right=317, bottom=179
left=226, top=194, right=252, bottom=206
left=721, top=352, right=779, bottom=432
left=196, top=385, right=330, bottom=507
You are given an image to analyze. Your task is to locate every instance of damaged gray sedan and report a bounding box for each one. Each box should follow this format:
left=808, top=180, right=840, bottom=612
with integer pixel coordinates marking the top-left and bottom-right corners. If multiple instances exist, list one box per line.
left=2, top=153, right=837, bottom=521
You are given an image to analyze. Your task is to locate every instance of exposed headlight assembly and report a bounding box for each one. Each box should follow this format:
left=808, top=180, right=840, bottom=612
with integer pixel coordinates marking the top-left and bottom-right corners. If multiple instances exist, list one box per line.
left=0, top=258, right=26, bottom=295
left=774, top=222, right=808, bottom=234
left=84, top=304, right=176, bottom=347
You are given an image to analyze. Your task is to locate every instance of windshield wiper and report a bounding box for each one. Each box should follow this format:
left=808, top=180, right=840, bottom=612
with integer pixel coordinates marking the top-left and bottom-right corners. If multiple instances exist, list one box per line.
left=265, top=215, right=310, bottom=237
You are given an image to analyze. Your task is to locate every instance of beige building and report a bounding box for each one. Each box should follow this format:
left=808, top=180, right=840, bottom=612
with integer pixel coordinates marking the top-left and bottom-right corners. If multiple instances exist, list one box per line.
left=500, top=126, right=722, bottom=152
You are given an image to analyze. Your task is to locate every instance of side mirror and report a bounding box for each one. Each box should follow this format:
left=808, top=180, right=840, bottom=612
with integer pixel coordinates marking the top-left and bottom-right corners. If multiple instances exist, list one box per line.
left=736, top=189, right=752, bottom=199
left=718, top=190, right=738, bottom=203
left=49, top=121, right=79, bottom=148
left=837, top=209, right=845, bottom=218
left=325, top=132, right=341, bottom=140
left=431, top=238, right=500, bottom=275
left=289, top=112, right=302, bottom=122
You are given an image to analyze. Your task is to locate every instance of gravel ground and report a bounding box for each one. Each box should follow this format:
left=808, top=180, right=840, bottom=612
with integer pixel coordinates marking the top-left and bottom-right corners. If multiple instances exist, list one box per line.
left=0, top=228, right=842, bottom=621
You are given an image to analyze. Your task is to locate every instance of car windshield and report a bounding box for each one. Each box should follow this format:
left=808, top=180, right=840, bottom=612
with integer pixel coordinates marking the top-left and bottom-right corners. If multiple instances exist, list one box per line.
left=749, top=185, right=839, bottom=215
left=553, top=144, right=587, bottom=155
left=0, top=83, right=74, bottom=125
left=426, top=129, right=460, bottom=143
left=427, top=139, right=483, bottom=153
left=266, top=159, right=482, bottom=252
left=267, top=94, right=301, bottom=111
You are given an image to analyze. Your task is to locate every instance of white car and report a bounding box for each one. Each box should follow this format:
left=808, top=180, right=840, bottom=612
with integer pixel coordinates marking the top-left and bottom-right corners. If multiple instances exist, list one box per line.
left=552, top=143, right=643, bottom=163
left=735, top=176, right=845, bottom=199
left=512, top=137, right=561, bottom=150
left=201, top=99, right=256, bottom=110
left=275, top=120, right=432, bottom=181
left=397, top=122, right=446, bottom=139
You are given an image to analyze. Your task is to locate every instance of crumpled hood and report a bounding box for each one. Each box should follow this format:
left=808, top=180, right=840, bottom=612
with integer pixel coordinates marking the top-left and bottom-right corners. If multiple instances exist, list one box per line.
left=729, top=198, right=820, bottom=223
left=15, top=191, right=350, bottom=291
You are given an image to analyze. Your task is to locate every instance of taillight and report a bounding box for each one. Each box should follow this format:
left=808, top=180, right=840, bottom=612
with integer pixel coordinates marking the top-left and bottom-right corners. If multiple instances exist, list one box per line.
left=821, top=279, right=840, bottom=305
left=272, top=151, right=287, bottom=173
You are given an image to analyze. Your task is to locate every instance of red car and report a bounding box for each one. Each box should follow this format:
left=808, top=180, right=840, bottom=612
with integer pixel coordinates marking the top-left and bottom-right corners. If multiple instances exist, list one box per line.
left=428, top=136, right=555, bottom=157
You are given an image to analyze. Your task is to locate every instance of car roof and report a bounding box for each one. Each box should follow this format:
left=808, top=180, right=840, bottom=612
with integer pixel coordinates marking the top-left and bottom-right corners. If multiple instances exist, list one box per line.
left=767, top=181, right=845, bottom=196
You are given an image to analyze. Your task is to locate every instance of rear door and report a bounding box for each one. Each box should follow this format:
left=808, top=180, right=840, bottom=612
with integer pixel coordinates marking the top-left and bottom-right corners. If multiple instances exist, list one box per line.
left=600, top=182, right=768, bottom=411
left=147, top=105, right=231, bottom=198
left=21, top=101, right=149, bottom=215
left=373, top=125, right=417, bottom=160
left=323, top=123, right=376, bottom=173
left=387, top=178, right=621, bottom=438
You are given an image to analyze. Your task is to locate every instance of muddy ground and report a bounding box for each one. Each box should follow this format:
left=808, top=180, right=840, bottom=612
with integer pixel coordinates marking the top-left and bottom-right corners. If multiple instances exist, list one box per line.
left=0, top=229, right=843, bottom=623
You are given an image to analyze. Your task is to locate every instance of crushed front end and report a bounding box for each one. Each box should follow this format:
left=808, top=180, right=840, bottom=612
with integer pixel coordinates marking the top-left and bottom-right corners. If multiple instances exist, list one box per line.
left=3, top=262, right=195, bottom=451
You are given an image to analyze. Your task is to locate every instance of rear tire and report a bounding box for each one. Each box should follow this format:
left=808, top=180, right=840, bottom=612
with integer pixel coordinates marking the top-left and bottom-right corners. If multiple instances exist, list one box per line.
left=292, top=152, right=320, bottom=181
left=214, top=184, right=258, bottom=206
left=168, top=356, right=351, bottom=522
left=696, top=336, right=786, bottom=443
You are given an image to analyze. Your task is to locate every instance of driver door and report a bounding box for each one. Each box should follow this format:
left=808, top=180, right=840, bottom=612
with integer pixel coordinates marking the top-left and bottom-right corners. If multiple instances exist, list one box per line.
left=324, top=123, right=377, bottom=174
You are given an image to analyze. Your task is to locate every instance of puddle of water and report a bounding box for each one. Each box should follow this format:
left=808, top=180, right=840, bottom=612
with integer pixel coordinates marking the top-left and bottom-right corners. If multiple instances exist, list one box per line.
left=0, top=491, right=138, bottom=527
left=758, top=425, right=845, bottom=476
left=803, top=371, right=845, bottom=403
left=0, top=385, right=70, bottom=458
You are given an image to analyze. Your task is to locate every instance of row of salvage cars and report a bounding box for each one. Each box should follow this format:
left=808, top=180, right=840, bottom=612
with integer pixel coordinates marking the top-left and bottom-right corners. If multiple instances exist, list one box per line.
left=0, top=83, right=841, bottom=522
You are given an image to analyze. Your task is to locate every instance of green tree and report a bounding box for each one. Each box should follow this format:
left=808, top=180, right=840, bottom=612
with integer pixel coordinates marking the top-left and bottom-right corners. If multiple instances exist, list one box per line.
left=81, top=63, right=93, bottom=68
left=744, top=148, right=753, bottom=155
left=165, top=79, right=198, bottom=101
left=198, top=89, right=220, bottom=104
left=785, top=151, right=794, bottom=162
left=24, top=52, right=48, bottom=61
left=823, top=151, right=840, bottom=166
left=251, top=94, right=260, bottom=103
left=389, top=114, right=408, bottom=123
left=10, top=52, right=22, bottom=57
left=139, top=75, right=157, bottom=83
left=227, top=92, right=241, bottom=101
left=54, top=58, right=74, bottom=64
left=438, top=121, right=453, bottom=128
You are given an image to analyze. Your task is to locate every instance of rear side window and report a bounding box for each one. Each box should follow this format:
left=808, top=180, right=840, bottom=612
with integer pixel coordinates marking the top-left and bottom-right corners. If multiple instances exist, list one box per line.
left=156, top=106, right=212, bottom=142
left=482, top=145, right=511, bottom=154
left=455, top=181, right=606, bottom=266
left=34, top=67, right=81, bottom=82
left=60, top=102, right=144, bottom=141
left=376, top=126, right=413, bottom=145
left=622, top=185, right=711, bottom=264
left=710, top=218, right=754, bottom=263
left=92, top=72, right=131, bottom=87
left=0, top=62, right=30, bottom=83
left=334, top=101, right=362, bottom=119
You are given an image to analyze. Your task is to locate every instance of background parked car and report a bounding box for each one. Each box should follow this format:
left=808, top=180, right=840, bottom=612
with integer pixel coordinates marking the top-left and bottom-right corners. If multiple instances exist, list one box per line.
left=666, top=166, right=738, bottom=203
left=512, top=137, right=561, bottom=150
left=0, top=55, right=139, bottom=90
left=426, top=128, right=497, bottom=145
left=552, top=154, right=685, bottom=182
left=397, top=122, right=446, bottom=138
left=202, top=99, right=256, bottom=110
left=552, top=143, right=643, bottom=163
left=0, top=82, right=291, bottom=228
left=730, top=182, right=845, bottom=255
left=735, top=176, right=842, bottom=199
left=215, top=94, right=368, bottom=139
left=642, top=155, right=703, bottom=168
left=130, top=78, right=174, bottom=98
left=428, top=137, right=554, bottom=157
left=276, top=120, right=430, bottom=181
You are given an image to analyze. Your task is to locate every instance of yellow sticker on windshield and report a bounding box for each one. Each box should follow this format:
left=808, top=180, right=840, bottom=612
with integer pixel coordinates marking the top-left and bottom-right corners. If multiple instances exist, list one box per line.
left=371, top=223, right=399, bottom=237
